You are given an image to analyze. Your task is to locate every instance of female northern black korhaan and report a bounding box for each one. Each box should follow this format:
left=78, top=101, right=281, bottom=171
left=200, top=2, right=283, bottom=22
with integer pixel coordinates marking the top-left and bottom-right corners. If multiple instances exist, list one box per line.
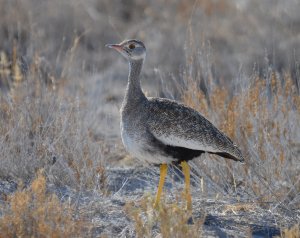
left=106, top=39, right=244, bottom=209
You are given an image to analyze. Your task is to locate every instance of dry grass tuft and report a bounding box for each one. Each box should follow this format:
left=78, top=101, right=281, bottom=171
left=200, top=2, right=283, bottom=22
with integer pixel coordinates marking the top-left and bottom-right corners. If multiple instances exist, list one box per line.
left=0, top=48, right=107, bottom=191
left=180, top=31, right=300, bottom=207
left=125, top=195, right=204, bottom=238
left=0, top=170, right=89, bottom=237
left=277, top=224, right=300, bottom=238
left=221, top=202, right=257, bottom=215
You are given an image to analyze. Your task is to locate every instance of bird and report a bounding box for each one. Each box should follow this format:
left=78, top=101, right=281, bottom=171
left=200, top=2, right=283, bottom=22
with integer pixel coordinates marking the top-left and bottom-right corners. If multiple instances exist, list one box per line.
left=106, top=39, right=244, bottom=210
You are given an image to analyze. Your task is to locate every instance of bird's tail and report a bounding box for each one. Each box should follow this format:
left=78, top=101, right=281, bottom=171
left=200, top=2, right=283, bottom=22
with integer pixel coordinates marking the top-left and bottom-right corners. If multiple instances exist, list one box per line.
left=210, top=145, right=245, bottom=163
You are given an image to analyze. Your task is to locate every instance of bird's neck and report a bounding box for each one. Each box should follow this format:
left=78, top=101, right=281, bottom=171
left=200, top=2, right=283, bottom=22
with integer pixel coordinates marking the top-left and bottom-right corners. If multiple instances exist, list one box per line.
left=124, top=59, right=146, bottom=105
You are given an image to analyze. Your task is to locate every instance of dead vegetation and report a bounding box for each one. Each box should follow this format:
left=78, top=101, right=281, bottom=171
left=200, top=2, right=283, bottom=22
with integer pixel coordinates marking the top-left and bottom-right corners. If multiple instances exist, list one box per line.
left=277, top=224, right=300, bottom=238
left=0, top=170, right=89, bottom=237
left=181, top=41, right=300, bottom=206
left=125, top=195, right=204, bottom=238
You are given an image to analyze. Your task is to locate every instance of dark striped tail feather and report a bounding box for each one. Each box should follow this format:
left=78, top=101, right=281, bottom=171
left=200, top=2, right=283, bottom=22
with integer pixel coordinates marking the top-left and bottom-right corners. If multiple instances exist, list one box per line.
left=209, top=151, right=244, bottom=162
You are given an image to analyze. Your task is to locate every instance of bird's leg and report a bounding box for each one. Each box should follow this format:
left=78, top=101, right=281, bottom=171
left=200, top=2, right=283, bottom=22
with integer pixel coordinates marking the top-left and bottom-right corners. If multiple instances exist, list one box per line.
left=181, top=161, right=192, bottom=210
left=154, top=163, right=168, bottom=208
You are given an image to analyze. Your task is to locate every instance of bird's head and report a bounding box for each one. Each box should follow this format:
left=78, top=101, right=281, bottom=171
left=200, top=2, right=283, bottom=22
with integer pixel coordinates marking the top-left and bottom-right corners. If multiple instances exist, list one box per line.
left=106, top=39, right=146, bottom=61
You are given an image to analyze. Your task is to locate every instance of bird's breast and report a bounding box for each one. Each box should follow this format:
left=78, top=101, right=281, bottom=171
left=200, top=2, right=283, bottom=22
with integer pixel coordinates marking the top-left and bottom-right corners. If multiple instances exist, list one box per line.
left=120, top=119, right=174, bottom=164
left=120, top=118, right=143, bottom=156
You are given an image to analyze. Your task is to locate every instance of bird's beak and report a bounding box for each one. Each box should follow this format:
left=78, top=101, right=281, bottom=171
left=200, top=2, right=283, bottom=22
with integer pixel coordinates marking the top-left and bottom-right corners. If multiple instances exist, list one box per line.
left=105, top=43, right=122, bottom=52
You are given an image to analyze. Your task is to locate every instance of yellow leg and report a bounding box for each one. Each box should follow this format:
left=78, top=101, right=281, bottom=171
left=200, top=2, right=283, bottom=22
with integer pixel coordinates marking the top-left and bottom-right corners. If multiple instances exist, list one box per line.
left=154, top=164, right=168, bottom=208
left=181, top=161, right=192, bottom=210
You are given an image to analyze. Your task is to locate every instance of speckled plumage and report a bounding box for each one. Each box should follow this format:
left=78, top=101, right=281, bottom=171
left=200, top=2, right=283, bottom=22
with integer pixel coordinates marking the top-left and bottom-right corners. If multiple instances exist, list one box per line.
left=111, top=40, right=245, bottom=165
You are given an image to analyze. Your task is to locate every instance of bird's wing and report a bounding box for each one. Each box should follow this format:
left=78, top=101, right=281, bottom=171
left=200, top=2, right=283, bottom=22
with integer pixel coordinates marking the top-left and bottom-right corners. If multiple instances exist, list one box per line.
left=146, top=97, right=244, bottom=162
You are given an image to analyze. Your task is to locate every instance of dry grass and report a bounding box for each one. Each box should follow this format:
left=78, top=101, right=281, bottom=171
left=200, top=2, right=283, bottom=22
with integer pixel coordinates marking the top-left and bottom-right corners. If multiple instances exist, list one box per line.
left=278, top=224, right=300, bottom=238
left=0, top=170, right=89, bottom=238
left=180, top=30, right=300, bottom=208
left=125, top=195, right=205, bottom=238
left=183, top=72, right=300, bottom=203
left=0, top=48, right=107, bottom=191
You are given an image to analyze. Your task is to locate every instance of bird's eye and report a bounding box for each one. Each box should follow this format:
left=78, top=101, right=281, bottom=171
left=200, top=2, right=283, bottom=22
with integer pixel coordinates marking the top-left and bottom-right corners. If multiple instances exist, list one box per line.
left=128, top=44, right=135, bottom=50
